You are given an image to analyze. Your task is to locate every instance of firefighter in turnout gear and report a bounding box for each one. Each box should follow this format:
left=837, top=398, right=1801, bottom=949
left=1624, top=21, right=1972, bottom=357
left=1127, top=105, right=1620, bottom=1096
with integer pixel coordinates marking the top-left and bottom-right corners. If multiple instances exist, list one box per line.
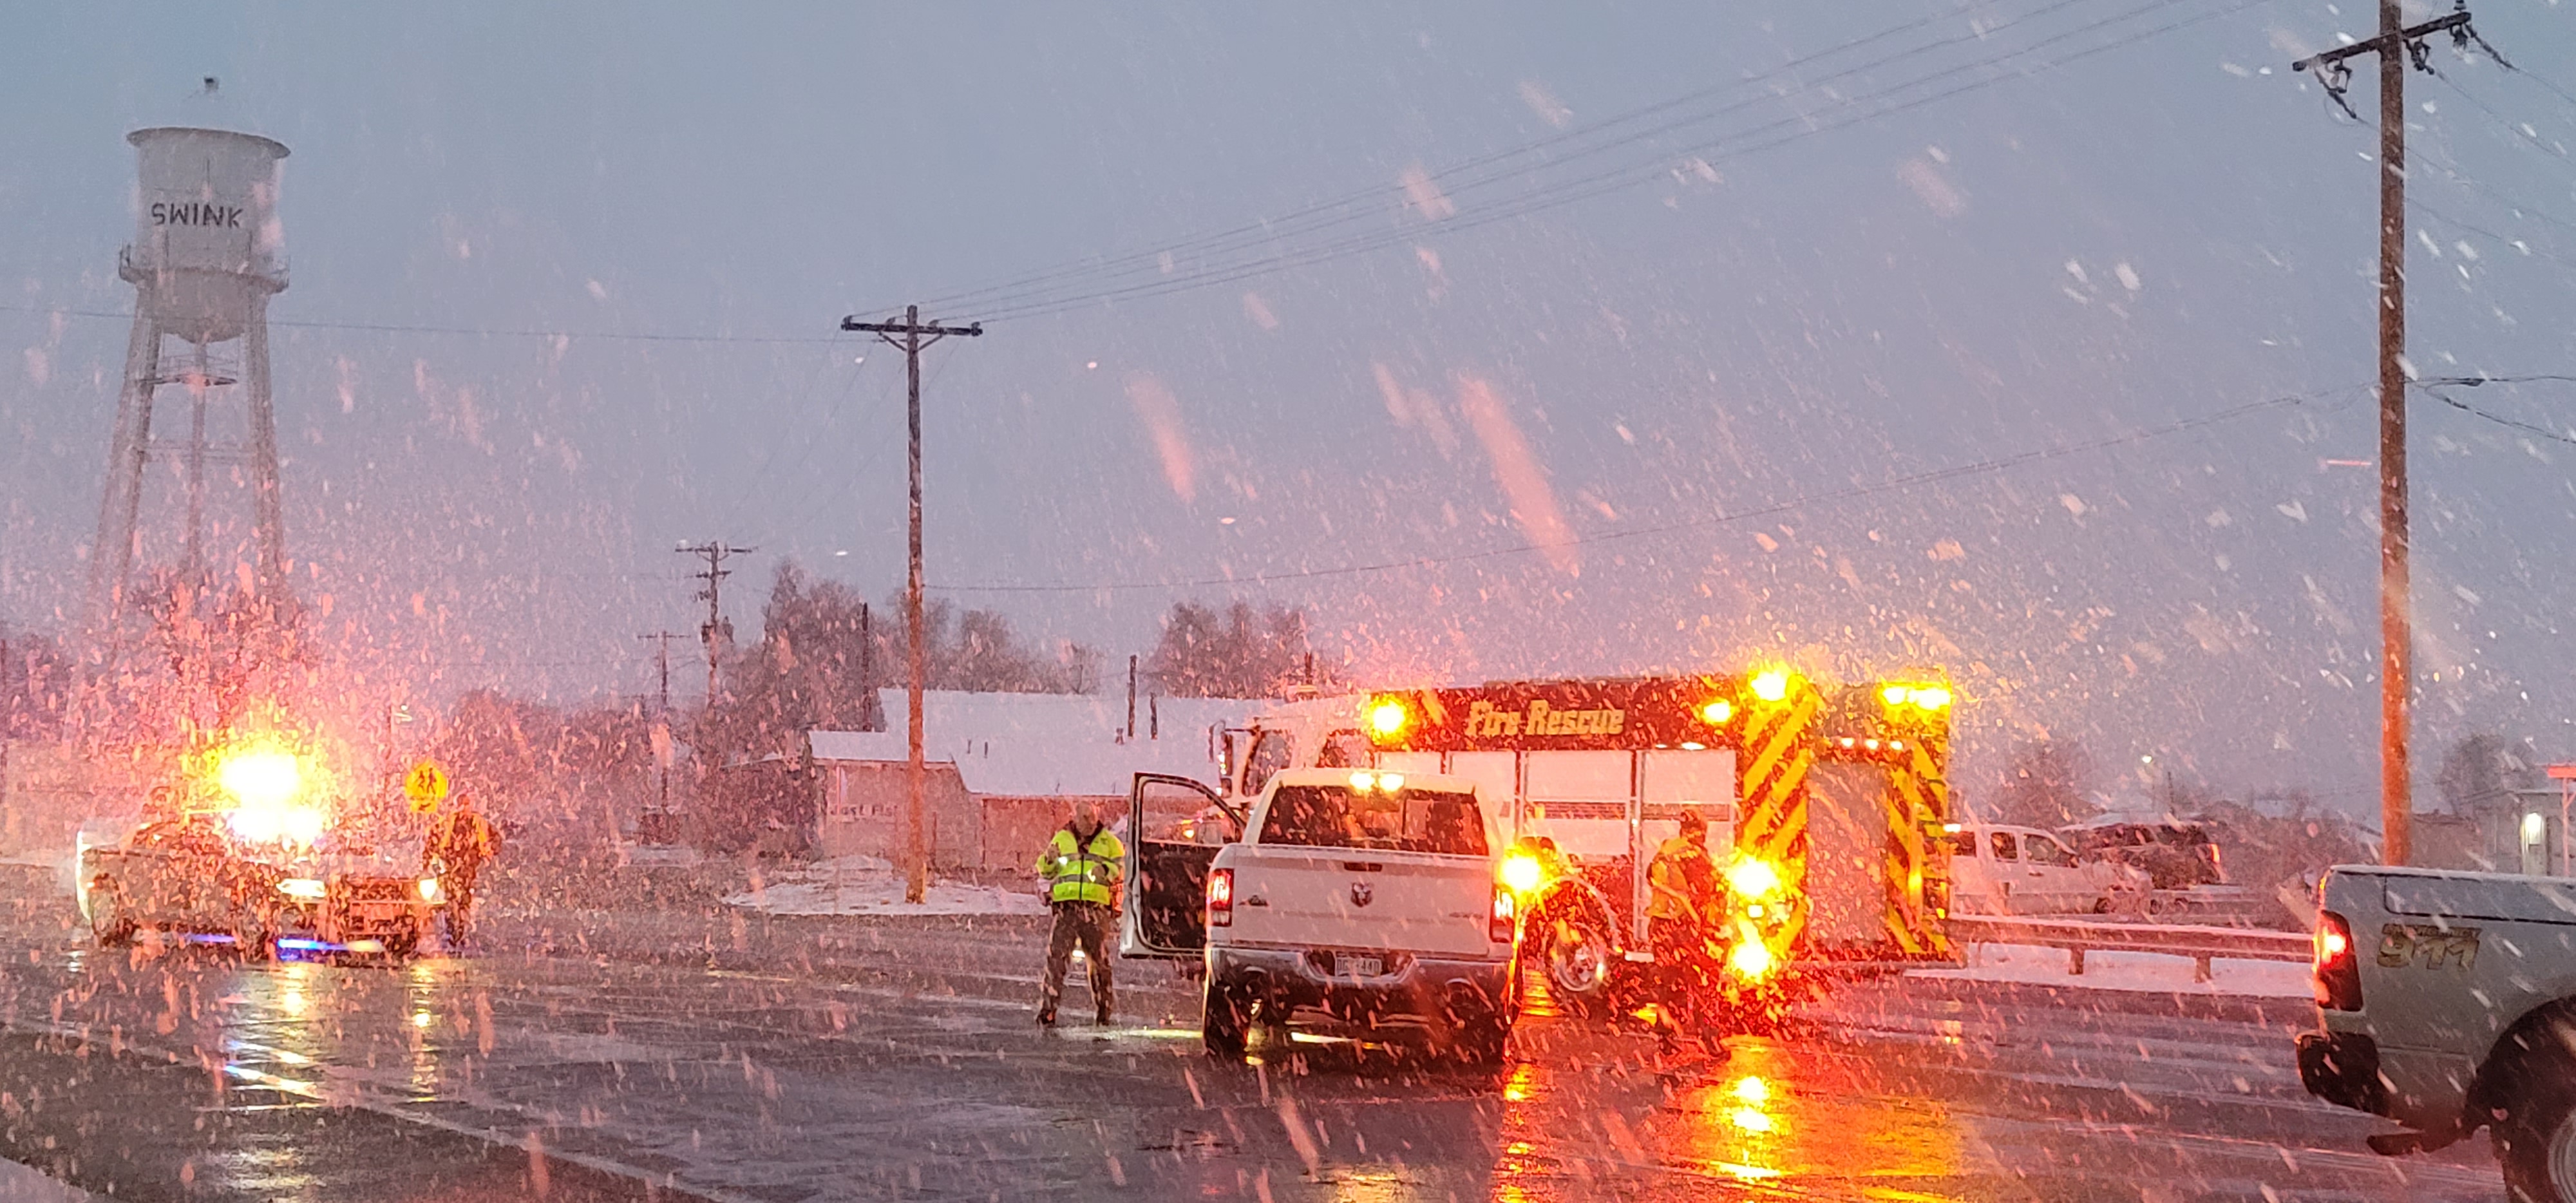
left=1645, top=808, right=1727, bottom=1059
left=1033, top=799, right=1125, bottom=1026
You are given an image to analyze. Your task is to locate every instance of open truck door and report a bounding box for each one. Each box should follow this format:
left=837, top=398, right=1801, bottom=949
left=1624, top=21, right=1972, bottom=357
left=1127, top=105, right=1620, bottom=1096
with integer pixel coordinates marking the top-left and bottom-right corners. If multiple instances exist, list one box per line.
left=1121, top=773, right=1242, bottom=960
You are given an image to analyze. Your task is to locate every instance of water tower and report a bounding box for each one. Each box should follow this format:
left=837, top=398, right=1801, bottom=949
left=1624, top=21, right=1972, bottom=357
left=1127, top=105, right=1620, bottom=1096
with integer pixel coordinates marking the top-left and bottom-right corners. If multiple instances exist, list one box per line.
left=86, top=126, right=292, bottom=644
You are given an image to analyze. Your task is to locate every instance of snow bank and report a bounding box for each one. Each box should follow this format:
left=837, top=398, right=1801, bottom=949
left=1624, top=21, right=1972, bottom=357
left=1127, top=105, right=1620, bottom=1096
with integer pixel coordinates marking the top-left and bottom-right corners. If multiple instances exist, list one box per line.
left=724, top=857, right=1047, bottom=917
left=1910, top=942, right=2311, bottom=998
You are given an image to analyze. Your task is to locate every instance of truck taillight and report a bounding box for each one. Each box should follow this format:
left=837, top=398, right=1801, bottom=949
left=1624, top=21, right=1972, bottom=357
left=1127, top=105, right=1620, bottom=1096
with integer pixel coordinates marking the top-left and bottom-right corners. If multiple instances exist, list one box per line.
left=2315, top=910, right=2362, bottom=1011
left=1207, top=868, right=1234, bottom=927
left=1490, top=886, right=1516, bottom=943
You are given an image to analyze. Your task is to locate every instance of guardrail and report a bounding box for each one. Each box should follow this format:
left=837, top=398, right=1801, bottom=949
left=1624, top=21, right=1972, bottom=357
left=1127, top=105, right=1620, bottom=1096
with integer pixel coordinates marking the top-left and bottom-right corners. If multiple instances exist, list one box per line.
left=1948, top=914, right=2313, bottom=983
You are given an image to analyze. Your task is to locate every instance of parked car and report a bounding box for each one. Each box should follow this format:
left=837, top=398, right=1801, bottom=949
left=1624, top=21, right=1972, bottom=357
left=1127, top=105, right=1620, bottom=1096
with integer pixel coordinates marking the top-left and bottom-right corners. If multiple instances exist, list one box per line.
left=2061, top=816, right=2226, bottom=889
left=1945, top=821, right=2144, bottom=916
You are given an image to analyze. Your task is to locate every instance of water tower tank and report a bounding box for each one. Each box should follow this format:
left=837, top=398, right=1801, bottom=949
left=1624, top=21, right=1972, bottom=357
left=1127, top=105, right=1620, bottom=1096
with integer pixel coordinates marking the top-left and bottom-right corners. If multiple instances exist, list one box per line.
left=122, top=127, right=288, bottom=345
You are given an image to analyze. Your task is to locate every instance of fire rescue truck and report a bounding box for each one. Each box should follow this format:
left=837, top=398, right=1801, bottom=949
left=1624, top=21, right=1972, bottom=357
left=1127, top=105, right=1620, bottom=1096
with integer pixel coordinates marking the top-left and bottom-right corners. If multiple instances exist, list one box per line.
left=1197, top=670, right=1960, bottom=1016
left=77, top=739, right=440, bottom=958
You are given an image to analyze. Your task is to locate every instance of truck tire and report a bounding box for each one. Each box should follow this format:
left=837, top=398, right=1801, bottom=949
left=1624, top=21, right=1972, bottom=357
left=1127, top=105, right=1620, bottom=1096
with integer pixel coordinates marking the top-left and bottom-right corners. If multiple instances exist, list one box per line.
left=1531, top=909, right=1615, bottom=1019
left=2497, top=1059, right=2576, bottom=1203
left=1202, top=978, right=1249, bottom=1058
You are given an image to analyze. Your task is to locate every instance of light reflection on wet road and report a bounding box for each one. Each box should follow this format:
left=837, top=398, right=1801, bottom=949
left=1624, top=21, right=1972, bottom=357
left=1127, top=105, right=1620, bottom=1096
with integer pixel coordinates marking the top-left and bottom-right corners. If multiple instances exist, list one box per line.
left=0, top=909, right=2517, bottom=1201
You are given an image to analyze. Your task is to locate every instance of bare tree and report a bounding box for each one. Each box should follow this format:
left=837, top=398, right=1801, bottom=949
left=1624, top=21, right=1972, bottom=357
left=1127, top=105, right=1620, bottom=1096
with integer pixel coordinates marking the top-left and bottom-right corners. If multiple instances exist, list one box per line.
left=1148, top=601, right=1323, bottom=699
left=1991, top=738, right=2096, bottom=829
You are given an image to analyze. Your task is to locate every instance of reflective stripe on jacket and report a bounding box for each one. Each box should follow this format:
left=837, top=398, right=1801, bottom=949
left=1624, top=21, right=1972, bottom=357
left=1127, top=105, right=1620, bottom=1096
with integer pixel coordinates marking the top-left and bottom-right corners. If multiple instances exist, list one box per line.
left=1033, top=824, right=1125, bottom=906
left=1646, top=835, right=1718, bottom=924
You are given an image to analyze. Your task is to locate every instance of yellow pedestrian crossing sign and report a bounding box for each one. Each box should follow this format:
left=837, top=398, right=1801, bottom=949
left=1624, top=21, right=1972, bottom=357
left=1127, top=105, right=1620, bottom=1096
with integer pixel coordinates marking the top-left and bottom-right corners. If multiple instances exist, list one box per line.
left=404, top=760, right=450, bottom=812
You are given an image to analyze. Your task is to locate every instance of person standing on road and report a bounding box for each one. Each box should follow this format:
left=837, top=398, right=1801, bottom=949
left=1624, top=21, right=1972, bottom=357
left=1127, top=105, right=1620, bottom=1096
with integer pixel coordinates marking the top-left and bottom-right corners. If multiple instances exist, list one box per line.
left=1033, top=799, right=1124, bottom=1027
left=427, top=792, right=500, bottom=951
left=1645, top=808, right=1726, bottom=1059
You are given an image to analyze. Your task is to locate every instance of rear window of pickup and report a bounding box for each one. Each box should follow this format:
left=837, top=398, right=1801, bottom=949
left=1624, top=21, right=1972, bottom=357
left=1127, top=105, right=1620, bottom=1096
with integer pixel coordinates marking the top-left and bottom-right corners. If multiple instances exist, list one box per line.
left=1257, top=786, right=1488, bottom=857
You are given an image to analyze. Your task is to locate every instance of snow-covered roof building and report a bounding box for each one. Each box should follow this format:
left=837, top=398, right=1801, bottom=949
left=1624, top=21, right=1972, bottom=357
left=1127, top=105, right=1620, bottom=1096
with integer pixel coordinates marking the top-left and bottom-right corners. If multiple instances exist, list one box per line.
left=802, top=689, right=1269, bottom=869
left=808, top=688, right=1258, bottom=799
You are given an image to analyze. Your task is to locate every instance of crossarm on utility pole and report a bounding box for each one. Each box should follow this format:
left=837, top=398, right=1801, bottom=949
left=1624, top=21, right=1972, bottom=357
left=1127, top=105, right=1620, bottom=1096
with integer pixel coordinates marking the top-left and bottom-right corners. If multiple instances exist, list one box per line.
left=2290, top=11, right=2470, bottom=73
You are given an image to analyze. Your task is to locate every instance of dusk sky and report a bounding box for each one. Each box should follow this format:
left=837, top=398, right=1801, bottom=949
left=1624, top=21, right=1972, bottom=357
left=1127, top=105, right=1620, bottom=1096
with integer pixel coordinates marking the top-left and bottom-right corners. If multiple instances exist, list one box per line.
left=4, top=1, right=2573, bottom=817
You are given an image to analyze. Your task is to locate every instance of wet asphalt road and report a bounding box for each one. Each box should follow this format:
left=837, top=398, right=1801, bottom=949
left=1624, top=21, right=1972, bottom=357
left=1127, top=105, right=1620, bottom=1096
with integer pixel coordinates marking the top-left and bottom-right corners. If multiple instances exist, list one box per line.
left=0, top=889, right=2514, bottom=1201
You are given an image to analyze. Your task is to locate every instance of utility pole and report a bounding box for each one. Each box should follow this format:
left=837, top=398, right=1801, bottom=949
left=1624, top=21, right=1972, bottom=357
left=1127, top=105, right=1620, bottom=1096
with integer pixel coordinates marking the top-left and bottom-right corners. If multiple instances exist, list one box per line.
left=639, top=630, right=681, bottom=824
left=2293, top=3, right=2501, bottom=867
left=677, top=542, right=754, bottom=708
left=840, top=305, right=982, bottom=905
left=858, top=602, right=882, bottom=732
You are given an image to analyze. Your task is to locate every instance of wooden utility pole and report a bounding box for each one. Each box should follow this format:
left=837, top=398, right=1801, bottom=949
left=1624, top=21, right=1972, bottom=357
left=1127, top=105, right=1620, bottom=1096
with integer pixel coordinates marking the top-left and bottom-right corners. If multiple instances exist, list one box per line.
left=2293, top=3, right=2493, bottom=867
left=639, top=630, right=681, bottom=823
left=677, top=542, right=753, bottom=707
left=840, top=305, right=982, bottom=904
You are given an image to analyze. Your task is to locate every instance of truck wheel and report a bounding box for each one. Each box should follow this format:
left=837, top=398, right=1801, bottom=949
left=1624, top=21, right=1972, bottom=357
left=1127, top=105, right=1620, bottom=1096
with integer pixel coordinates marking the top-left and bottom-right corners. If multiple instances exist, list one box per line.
left=1533, top=911, right=1614, bottom=1019
left=1202, top=979, right=1249, bottom=1058
left=2498, top=1065, right=2576, bottom=1203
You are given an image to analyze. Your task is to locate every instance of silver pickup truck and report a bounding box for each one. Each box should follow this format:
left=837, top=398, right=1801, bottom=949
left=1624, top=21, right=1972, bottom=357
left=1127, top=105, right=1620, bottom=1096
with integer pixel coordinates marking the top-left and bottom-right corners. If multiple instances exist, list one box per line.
left=2297, top=865, right=2576, bottom=1201
left=1122, top=767, right=1515, bottom=1063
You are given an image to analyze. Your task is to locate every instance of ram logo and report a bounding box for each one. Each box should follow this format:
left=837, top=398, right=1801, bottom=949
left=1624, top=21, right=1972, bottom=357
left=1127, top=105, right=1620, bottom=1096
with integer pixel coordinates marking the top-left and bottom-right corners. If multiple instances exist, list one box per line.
left=1350, top=882, right=1374, bottom=908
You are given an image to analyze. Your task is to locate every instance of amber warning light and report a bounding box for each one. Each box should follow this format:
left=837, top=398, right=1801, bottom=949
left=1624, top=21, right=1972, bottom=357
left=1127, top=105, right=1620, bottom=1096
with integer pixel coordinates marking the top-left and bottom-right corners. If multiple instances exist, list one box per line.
left=1367, top=696, right=1412, bottom=741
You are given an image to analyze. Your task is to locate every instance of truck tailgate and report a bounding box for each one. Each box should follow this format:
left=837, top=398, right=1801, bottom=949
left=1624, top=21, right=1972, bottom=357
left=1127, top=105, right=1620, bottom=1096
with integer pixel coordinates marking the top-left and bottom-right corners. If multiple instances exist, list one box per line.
left=1230, top=847, right=1496, bottom=958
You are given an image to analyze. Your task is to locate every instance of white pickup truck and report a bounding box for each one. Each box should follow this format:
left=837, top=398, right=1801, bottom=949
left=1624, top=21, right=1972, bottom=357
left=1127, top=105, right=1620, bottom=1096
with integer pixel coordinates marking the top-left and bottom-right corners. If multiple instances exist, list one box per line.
left=2298, top=865, right=2576, bottom=1201
left=1121, top=767, right=1516, bottom=1062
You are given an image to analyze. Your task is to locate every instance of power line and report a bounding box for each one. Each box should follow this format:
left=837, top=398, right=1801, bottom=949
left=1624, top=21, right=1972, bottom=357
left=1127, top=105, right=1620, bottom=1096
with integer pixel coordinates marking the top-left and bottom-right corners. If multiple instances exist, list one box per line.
left=2433, top=71, right=2568, bottom=158
left=764, top=348, right=920, bottom=544
left=2406, top=137, right=2576, bottom=239
left=906, top=0, right=2115, bottom=315
left=714, top=337, right=866, bottom=533
left=931, top=386, right=2351, bottom=594
left=2412, top=196, right=2576, bottom=269
left=2419, top=374, right=2576, bottom=387
left=2418, top=381, right=2576, bottom=445
left=969, top=0, right=2267, bottom=321
left=2496, top=61, right=2576, bottom=116
left=0, top=301, right=846, bottom=345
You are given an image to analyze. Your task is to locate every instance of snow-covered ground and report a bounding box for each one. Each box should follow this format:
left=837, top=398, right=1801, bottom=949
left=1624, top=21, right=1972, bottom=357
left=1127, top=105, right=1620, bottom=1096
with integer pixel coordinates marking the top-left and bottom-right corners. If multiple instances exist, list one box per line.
left=723, top=856, right=1048, bottom=917
left=1911, top=942, right=2311, bottom=998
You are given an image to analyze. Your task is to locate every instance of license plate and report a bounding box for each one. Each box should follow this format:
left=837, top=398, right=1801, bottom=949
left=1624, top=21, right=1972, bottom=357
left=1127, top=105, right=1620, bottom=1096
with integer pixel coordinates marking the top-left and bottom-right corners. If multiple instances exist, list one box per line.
left=1338, top=954, right=1383, bottom=978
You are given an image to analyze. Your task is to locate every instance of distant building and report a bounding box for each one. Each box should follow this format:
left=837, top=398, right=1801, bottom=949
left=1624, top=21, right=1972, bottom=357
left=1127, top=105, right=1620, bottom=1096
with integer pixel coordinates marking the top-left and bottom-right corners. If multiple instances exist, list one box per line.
left=739, top=690, right=1265, bottom=870
left=2413, top=789, right=2568, bottom=876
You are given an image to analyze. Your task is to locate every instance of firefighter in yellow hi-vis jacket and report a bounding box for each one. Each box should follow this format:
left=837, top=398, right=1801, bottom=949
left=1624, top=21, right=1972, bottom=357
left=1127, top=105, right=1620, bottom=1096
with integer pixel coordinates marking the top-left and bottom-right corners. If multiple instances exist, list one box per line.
left=1032, top=799, right=1125, bottom=1026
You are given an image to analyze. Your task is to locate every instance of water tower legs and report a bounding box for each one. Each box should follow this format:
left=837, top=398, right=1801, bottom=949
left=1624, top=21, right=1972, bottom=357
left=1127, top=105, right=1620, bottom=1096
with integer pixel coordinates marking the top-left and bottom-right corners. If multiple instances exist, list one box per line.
left=84, top=302, right=290, bottom=650
left=245, top=294, right=286, bottom=603
left=84, top=314, right=162, bottom=646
